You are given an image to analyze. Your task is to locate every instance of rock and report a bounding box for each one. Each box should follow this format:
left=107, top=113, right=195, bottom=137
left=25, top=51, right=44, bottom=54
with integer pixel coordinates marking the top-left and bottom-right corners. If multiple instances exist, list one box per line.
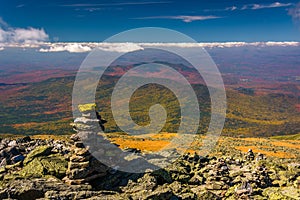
left=74, top=117, right=100, bottom=124
left=68, top=168, right=90, bottom=179
left=235, top=181, right=253, bottom=197
left=173, top=174, right=190, bottom=183
left=123, top=147, right=141, bottom=154
left=68, top=161, right=89, bottom=170
left=206, top=181, right=226, bottom=190
left=0, top=106, right=298, bottom=199
left=256, top=152, right=265, bottom=161
left=23, top=145, right=53, bottom=164
left=197, top=190, right=221, bottom=199
left=245, top=148, right=255, bottom=161
left=6, top=179, right=44, bottom=200
left=262, top=187, right=291, bottom=199
left=4, top=161, right=22, bottom=171
left=145, top=186, right=174, bottom=200
left=78, top=103, right=96, bottom=113
left=151, top=169, right=172, bottom=183
left=70, top=155, right=90, bottom=162
left=18, top=154, right=67, bottom=179
left=75, top=141, right=85, bottom=148
left=70, top=134, right=81, bottom=142
left=122, top=173, right=157, bottom=194
left=294, top=177, right=300, bottom=189
left=281, top=186, right=300, bottom=199
left=2, top=177, right=92, bottom=199
left=16, top=136, right=31, bottom=144
left=7, top=140, right=17, bottom=147
left=0, top=158, right=7, bottom=167
left=11, top=154, right=25, bottom=163
left=74, top=148, right=90, bottom=156
left=63, top=105, right=110, bottom=185
left=45, top=190, right=119, bottom=200
left=0, top=189, right=8, bottom=199
left=189, top=174, right=204, bottom=184
left=6, top=146, right=20, bottom=157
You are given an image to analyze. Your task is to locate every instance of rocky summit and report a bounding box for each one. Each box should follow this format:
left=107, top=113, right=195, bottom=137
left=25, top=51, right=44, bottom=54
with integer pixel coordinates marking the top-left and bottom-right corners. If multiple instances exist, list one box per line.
left=0, top=106, right=299, bottom=199
left=0, top=135, right=299, bottom=200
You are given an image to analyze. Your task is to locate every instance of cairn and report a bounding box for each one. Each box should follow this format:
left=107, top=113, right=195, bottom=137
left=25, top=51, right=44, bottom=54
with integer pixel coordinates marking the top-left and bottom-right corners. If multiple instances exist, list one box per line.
left=245, top=149, right=255, bottom=161
left=235, top=180, right=253, bottom=199
left=255, top=152, right=265, bottom=161
left=205, top=158, right=231, bottom=190
left=63, top=103, right=109, bottom=185
left=251, top=165, right=272, bottom=188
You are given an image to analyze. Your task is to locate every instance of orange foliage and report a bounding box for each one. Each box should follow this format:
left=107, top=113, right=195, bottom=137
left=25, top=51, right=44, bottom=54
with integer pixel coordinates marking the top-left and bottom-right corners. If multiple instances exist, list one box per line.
left=150, top=132, right=177, bottom=139
left=235, top=146, right=295, bottom=159
left=111, top=137, right=170, bottom=152
left=271, top=141, right=300, bottom=149
left=240, top=138, right=268, bottom=142
left=31, top=134, right=70, bottom=141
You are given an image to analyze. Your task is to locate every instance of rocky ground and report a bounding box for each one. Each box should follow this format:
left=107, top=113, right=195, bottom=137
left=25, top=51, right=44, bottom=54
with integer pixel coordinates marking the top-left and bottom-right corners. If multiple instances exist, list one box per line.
left=0, top=105, right=299, bottom=200
left=0, top=135, right=299, bottom=200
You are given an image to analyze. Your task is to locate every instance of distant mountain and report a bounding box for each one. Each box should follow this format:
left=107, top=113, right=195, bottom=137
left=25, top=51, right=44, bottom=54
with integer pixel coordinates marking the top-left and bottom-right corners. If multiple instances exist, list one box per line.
left=0, top=66, right=299, bottom=137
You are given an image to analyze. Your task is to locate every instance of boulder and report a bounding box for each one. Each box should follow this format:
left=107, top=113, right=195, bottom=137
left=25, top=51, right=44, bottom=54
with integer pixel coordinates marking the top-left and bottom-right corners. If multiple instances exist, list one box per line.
left=23, top=145, right=52, bottom=165
left=19, top=154, right=67, bottom=179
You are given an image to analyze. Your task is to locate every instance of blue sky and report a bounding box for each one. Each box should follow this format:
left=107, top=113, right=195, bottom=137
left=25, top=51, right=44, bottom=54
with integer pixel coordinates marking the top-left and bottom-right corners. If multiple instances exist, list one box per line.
left=1, top=0, right=300, bottom=42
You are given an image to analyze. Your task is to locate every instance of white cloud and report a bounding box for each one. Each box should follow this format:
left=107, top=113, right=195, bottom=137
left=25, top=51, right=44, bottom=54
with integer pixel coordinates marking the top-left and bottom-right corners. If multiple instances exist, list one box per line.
left=39, top=43, right=92, bottom=53
left=206, top=2, right=292, bottom=12
left=0, top=41, right=298, bottom=53
left=242, top=2, right=292, bottom=10
left=0, top=47, right=4, bottom=51
left=36, top=42, right=300, bottom=53
left=39, top=42, right=144, bottom=53
left=0, top=18, right=49, bottom=45
left=141, top=42, right=300, bottom=48
left=1, top=43, right=44, bottom=48
left=97, top=42, right=144, bottom=52
left=225, top=6, right=238, bottom=11
left=13, top=28, right=48, bottom=43
left=265, top=41, right=299, bottom=46
left=0, top=27, right=49, bottom=43
left=134, top=15, right=221, bottom=22
left=170, top=15, right=221, bottom=23
left=0, top=28, right=8, bottom=42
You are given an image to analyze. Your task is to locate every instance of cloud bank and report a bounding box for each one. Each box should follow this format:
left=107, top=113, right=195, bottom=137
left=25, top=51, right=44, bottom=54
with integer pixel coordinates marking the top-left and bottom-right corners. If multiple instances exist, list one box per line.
left=39, top=43, right=92, bottom=53
left=39, top=42, right=144, bottom=53
left=33, top=41, right=300, bottom=53
left=0, top=41, right=299, bottom=53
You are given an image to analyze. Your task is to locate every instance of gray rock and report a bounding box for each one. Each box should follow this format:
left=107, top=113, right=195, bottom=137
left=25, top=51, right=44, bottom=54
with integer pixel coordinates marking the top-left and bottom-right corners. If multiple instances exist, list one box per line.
left=11, top=154, right=25, bottom=163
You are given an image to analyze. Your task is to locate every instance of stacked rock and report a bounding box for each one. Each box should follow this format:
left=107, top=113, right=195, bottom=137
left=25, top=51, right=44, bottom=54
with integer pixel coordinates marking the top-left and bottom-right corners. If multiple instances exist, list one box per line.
left=63, top=103, right=109, bottom=185
left=245, top=149, right=255, bottom=161
left=255, top=152, right=265, bottom=161
left=234, top=180, right=253, bottom=199
left=251, top=165, right=272, bottom=188
left=205, top=158, right=231, bottom=190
